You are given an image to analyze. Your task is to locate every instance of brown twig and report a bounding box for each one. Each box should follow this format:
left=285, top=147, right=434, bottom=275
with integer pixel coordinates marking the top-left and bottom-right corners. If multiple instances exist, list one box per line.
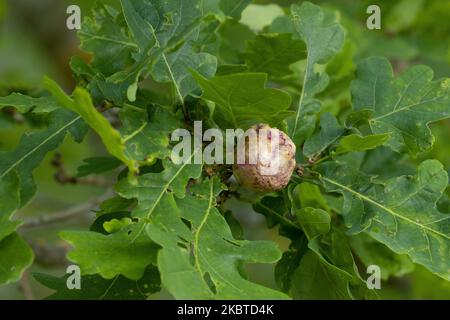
left=19, top=271, right=34, bottom=300
left=29, top=241, right=70, bottom=267
left=21, top=190, right=114, bottom=229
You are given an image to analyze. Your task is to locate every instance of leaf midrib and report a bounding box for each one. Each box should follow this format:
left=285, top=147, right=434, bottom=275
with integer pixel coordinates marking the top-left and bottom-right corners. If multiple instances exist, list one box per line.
left=79, top=32, right=138, bottom=48
left=373, top=96, right=445, bottom=122
left=291, top=56, right=309, bottom=137
left=131, top=150, right=198, bottom=242
left=193, top=179, right=214, bottom=274
left=322, top=176, right=450, bottom=241
left=0, top=116, right=81, bottom=179
left=193, top=180, right=245, bottom=296
left=227, top=0, right=247, bottom=17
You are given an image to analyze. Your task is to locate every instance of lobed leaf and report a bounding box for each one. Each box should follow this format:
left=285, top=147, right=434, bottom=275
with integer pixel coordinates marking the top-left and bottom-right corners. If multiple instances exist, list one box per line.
left=351, top=57, right=450, bottom=155
left=119, top=105, right=182, bottom=163
left=244, top=33, right=306, bottom=78
left=0, top=233, right=33, bottom=285
left=60, top=223, right=158, bottom=281
left=303, top=112, right=344, bottom=157
left=33, top=265, right=160, bottom=300
left=0, top=93, right=60, bottom=114
left=44, top=77, right=138, bottom=175
left=175, top=179, right=289, bottom=299
left=193, top=72, right=293, bottom=129
left=350, top=233, right=415, bottom=281
left=320, top=159, right=450, bottom=280
left=335, top=133, right=391, bottom=155
left=120, top=0, right=217, bottom=103
left=116, top=163, right=289, bottom=298
left=287, top=2, right=345, bottom=147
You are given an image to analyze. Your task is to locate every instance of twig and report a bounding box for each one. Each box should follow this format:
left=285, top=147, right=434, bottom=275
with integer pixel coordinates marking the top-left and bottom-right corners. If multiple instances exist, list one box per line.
left=19, top=271, right=34, bottom=300
left=29, top=241, right=69, bottom=267
left=21, top=190, right=114, bottom=229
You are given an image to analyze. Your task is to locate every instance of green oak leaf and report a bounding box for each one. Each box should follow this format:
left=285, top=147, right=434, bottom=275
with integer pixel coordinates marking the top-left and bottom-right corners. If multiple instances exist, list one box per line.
left=287, top=2, right=345, bottom=147
left=0, top=233, right=34, bottom=285
left=303, top=112, right=344, bottom=157
left=103, top=217, right=133, bottom=234
left=98, top=197, right=135, bottom=216
left=215, top=64, right=248, bottom=76
left=203, top=0, right=251, bottom=20
left=60, top=223, right=158, bottom=280
left=223, top=210, right=244, bottom=240
left=100, top=57, right=153, bottom=103
left=217, top=20, right=255, bottom=64
left=253, top=195, right=302, bottom=232
left=76, top=157, right=122, bottom=177
left=0, top=93, right=60, bottom=114
left=317, top=230, right=379, bottom=300
left=321, top=40, right=356, bottom=97
left=78, top=1, right=217, bottom=104
left=194, top=16, right=222, bottom=55
left=120, top=0, right=199, bottom=52
left=291, top=230, right=377, bottom=300
left=350, top=233, right=415, bottom=281
left=219, top=0, right=252, bottom=19
left=90, top=212, right=131, bottom=235
left=69, top=56, right=96, bottom=87
left=295, top=208, right=331, bottom=240
left=0, top=171, right=20, bottom=241
left=361, top=146, right=414, bottom=180
left=121, top=0, right=217, bottom=103
left=289, top=185, right=379, bottom=300
left=115, top=157, right=210, bottom=298
left=34, top=265, right=160, bottom=300
left=202, top=0, right=221, bottom=15
left=117, top=165, right=288, bottom=298
left=152, top=44, right=217, bottom=99
left=268, top=15, right=296, bottom=36
left=78, top=4, right=135, bottom=77
left=0, top=105, right=86, bottom=284
left=116, top=158, right=203, bottom=218
left=320, top=159, right=450, bottom=281
left=44, top=77, right=138, bottom=175
left=274, top=234, right=308, bottom=293
left=119, top=105, right=182, bottom=163
left=0, top=110, right=84, bottom=205
left=289, top=182, right=330, bottom=212
left=175, top=178, right=289, bottom=299
left=77, top=4, right=141, bottom=104
left=244, top=33, right=306, bottom=78
left=291, top=250, right=353, bottom=300
left=254, top=194, right=310, bottom=295
left=193, top=72, right=293, bottom=129
left=351, top=57, right=450, bottom=155
left=335, top=133, right=391, bottom=155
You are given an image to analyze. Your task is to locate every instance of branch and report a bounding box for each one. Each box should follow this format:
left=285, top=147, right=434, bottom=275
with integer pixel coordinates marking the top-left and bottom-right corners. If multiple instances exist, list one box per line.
left=21, top=190, right=114, bottom=229
left=29, top=241, right=70, bottom=267
left=19, top=271, right=34, bottom=300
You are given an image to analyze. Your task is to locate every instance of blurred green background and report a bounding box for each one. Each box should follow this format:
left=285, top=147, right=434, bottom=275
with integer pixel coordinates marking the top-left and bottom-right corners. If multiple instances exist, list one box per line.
left=0, top=0, right=449, bottom=299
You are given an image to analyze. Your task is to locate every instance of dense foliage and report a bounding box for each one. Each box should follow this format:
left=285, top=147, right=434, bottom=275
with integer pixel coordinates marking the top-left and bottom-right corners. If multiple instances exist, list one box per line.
left=0, top=0, right=449, bottom=299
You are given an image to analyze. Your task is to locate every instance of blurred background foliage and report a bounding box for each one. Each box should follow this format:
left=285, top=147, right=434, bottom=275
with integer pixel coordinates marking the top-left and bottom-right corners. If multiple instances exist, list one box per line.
left=0, top=0, right=449, bottom=299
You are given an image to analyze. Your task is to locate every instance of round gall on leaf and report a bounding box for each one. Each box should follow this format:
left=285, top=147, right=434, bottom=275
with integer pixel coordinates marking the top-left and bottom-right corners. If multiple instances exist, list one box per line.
left=233, top=124, right=296, bottom=193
